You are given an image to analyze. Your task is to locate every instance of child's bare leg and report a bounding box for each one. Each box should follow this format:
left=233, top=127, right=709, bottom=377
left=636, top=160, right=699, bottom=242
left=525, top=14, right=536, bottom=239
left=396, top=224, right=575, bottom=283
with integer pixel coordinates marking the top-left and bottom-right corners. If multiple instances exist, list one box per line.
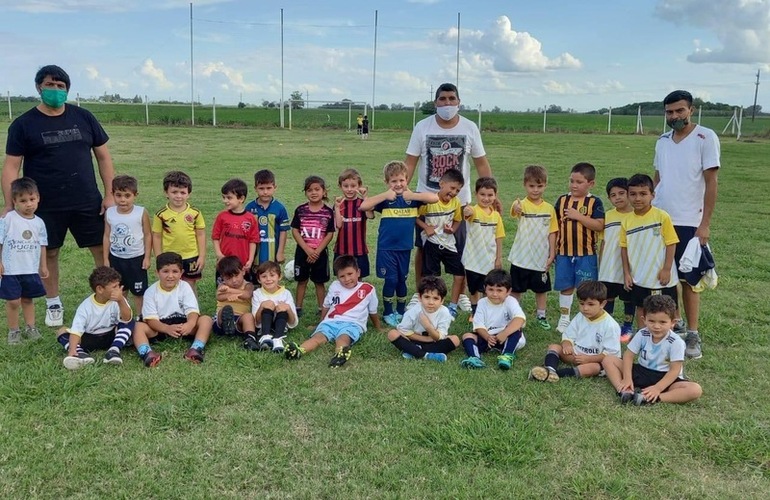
left=6, top=299, right=21, bottom=330
left=314, top=282, right=326, bottom=310
left=238, top=313, right=256, bottom=333
left=535, top=292, right=548, bottom=314
left=132, top=322, right=156, bottom=347
left=576, top=362, right=602, bottom=377
left=334, top=334, right=352, bottom=350
left=510, top=291, right=522, bottom=301
left=300, top=332, right=328, bottom=354
left=450, top=275, right=464, bottom=304
left=133, top=294, right=144, bottom=317
left=295, top=280, right=309, bottom=310
left=601, top=356, right=625, bottom=391
left=636, top=306, right=646, bottom=329
left=658, top=380, right=702, bottom=404
left=414, top=248, right=423, bottom=284
left=193, top=315, right=213, bottom=343
left=21, top=298, right=35, bottom=327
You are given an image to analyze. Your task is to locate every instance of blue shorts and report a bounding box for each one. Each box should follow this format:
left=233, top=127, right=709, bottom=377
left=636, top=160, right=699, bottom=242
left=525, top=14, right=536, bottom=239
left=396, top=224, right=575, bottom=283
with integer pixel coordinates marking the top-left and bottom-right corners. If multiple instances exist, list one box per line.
left=314, top=320, right=363, bottom=344
left=0, top=274, right=47, bottom=300
left=376, top=249, right=410, bottom=282
left=554, top=255, right=598, bottom=291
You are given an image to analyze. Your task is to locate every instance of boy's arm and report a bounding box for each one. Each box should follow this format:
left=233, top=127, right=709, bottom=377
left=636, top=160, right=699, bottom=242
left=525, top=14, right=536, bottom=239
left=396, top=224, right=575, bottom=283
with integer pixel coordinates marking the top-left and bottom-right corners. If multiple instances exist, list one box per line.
left=334, top=197, right=344, bottom=229
left=145, top=318, right=174, bottom=336
left=152, top=231, right=162, bottom=257
left=117, top=295, right=133, bottom=323
left=245, top=242, right=257, bottom=269
left=403, top=190, right=439, bottom=204
left=658, top=243, right=676, bottom=287
left=621, top=247, right=633, bottom=290
left=419, top=313, right=442, bottom=341
left=195, top=228, right=206, bottom=271
left=358, top=190, right=391, bottom=212
left=102, top=219, right=112, bottom=265
left=315, top=232, right=334, bottom=253
left=546, top=231, right=557, bottom=268
left=276, top=230, right=287, bottom=263
left=496, top=317, right=525, bottom=342
left=38, top=245, right=49, bottom=278
left=142, top=209, right=152, bottom=269
left=213, top=239, right=223, bottom=261
left=179, top=311, right=200, bottom=336
left=620, top=349, right=636, bottom=391
left=369, top=313, right=382, bottom=329
left=494, top=237, right=503, bottom=269
left=292, top=228, right=313, bottom=254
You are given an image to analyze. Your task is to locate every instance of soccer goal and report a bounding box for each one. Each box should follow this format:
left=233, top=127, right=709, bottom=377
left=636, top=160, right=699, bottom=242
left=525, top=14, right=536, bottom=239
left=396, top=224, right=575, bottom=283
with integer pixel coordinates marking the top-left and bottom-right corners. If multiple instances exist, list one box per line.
left=283, top=100, right=369, bottom=131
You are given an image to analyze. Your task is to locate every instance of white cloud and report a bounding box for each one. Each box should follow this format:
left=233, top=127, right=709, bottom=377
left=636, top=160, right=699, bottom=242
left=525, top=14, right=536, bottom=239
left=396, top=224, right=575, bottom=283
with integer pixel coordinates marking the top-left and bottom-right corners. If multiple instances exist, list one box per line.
left=198, top=61, right=258, bottom=92
left=138, top=58, right=174, bottom=89
left=84, top=64, right=115, bottom=90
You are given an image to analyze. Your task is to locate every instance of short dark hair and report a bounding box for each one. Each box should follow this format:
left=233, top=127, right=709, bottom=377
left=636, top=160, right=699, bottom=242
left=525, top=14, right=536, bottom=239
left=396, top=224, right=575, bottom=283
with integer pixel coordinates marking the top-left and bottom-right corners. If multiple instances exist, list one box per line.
left=257, top=260, right=281, bottom=278
left=163, top=171, right=193, bottom=192
left=112, top=175, right=138, bottom=194
left=571, top=162, right=596, bottom=181
left=338, top=168, right=363, bottom=186
left=333, top=255, right=358, bottom=275
left=576, top=280, right=607, bottom=302
left=216, top=255, right=243, bottom=278
left=35, top=65, right=71, bottom=91
left=475, top=176, right=498, bottom=193
left=440, top=169, right=465, bottom=186
left=254, top=169, right=276, bottom=186
left=156, top=252, right=183, bottom=271
left=221, top=178, right=248, bottom=198
left=627, top=173, right=654, bottom=192
left=663, top=90, right=693, bottom=107
left=11, top=177, right=39, bottom=199
left=643, top=294, right=677, bottom=320
left=417, top=275, right=448, bottom=298
left=484, top=269, right=511, bottom=290
left=524, top=165, right=548, bottom=184
left=435, top=82, right=459, bottom=100
left=88, top=266, right=122, bottom=291
left=605, top=177, right=628, bottom=196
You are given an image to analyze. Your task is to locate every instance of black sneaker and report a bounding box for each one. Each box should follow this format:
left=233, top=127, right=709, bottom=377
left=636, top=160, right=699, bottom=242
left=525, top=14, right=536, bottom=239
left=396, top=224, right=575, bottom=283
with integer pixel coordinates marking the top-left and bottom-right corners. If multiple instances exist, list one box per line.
left=243, top=334, right=259, bottom=351
left=285, top=342, right=302, bottom=360
left=619, top=391, right=635, bottom=404
left=184, top=347, right=204, bottom=363
left=220, top=305, right=236, bottom=336
left=632, top=391, right=655, bottom=406
left=103, top=349, right=123, bottom=365
left=329, top=346, right=352, bottom=368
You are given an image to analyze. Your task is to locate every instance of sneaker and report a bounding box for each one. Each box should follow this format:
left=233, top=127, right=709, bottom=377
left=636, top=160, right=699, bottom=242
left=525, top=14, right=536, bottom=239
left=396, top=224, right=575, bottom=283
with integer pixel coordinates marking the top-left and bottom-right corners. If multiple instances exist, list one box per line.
left=7, top=329, right=22, bottom=345
left=405, top=293, right=420, bottom=311
left=448, top=304, right=458, bottom=319
left=45, top=304, right=64, bottom=327
left=103, top=349, right=123, bottom=365
left=460, top=356, right=486, bottom=369
left=63, top=353, right=95, bottom=370
left=402, top=352, right=415, bottom=360
left=142, top=350, right=162, bottom=368
left=556, top=315, right=570, bottom=334
left=258, top=335, right=274, bottom=351
left=684, top=332, right=702, bottom=359
left=220, top=305, right=236, bottom=336
left=529, top=366, right=559, bottom=382
left=632, top=391, right=655, bottom=406
left=272, top=337, right=285, bottom=353
left=424, top=352, right=447, bottom=363
left=536, top=316, right=551, bottom=330
left=383, top=313, right=400, bottom=327
left=619, top=390, right=635, bottom=404
left=619, top=333, right=632, bottom=344
left=184, top=347, right=204, bottom=363
left=285, top=341, right=302, bottom=360
left=243, top=334, right=259, bottom=351
left=329, top=346, right=352, bottom=367
left=458, top=294, right=472, bottom=312
left=673, top=319, right=687, bottom=335
left=23, top=325, right=42, bottom=341
left=497, top=353, right=516, bottom=370
left=296, top=307, right=303, bottom=318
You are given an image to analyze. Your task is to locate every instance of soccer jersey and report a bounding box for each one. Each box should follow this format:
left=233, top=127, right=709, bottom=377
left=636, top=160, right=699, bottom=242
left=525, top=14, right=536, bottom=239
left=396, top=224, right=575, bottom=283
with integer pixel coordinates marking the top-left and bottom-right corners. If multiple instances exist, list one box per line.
left=105, top=205, right=146, bottom=259
left=152, top=203, right=205, bottom=260
left=142, top=280, right=199, bottom=322
left=472, top=296, right=526, bottom=336
left=0, top=210, right=48, bottom=275
left=374, top=195, right=424, bottom=251
left=628, top=328, right=685, bottom=378
left=334, top=197, right=369, bottom=256
left=561, top=311, right=621, bottom=357
left=212, top=210, right=260, bottom=266
left=461, top=205, right=505, bottom=274
left=653, top=125, right=720, bottom=227
left=251, top=285, right=299, bottom=329
left=554, top=193, right=604, bottom=257
left=291, top=203, right=335, bottom=250
left=245, top=197, right=291, bottom=263
left=620, top=207, right=679, bottom=289
left=322, top=280, right=378, bottom=332
left=215, top=281, right=252, bottom=316
left=598, top=208, right=632, bottom=284
left=397, top=304, right=454, bottom=339
left=507, top=198, right=558, bottom=272
left=68, top=294, right=127, bottom=336
left=418, top=197, right=462, bottom=252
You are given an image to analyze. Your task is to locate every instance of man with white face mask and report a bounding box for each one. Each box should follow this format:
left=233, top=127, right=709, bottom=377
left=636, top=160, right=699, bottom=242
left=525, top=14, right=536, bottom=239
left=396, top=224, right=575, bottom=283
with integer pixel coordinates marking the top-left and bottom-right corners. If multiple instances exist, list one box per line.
left=652, top=89, right=720, bottom=360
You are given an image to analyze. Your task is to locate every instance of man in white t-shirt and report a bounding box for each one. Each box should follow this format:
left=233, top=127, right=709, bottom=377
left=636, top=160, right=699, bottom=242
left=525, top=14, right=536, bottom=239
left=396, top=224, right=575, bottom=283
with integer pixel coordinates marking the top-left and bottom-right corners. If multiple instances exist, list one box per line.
left=652, top=90, right=720, bottom=360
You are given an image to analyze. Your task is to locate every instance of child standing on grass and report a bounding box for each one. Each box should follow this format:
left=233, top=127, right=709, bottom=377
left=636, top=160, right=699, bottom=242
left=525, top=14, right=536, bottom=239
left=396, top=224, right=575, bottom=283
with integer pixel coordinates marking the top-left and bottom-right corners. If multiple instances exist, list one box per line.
left=152, top=171, right=206, bottom=295
left=333, top=168, right=374, bottom=278
left=416, top=169, right=465, bottom=318
left=57, top=266, right=133, bottom=370
left=359, top=161, right=439, bottom=327
left=554, top=162, right=605, bottom=334
left=245, top=169, right=291, bottom=272
left=103, top=175, right=151, bottom=316
left=528, top=280, right=620, bottom=383
left=285, top=255, right=380, bottom=367
left=291, top=175, right=335, bottom=318
left=387, top=275, right=459, bottom=362
left=507, top=165, right=558, bottom=330
left=602, top=295, right=702, bottom=405
left=461, top=177, right=506, bottom=318
left=133, top=252, right=213, bottom=367
left=598, top=177, right=636, bottom=342
left=460, top=269, right=526, bottom=370
left=249, top=260, right=298, bottom=353
left=212, top=178, right=259, bottom=284
left=213, top=255, right=257, bottom=344
left=0, top=177, right=48, bottom=344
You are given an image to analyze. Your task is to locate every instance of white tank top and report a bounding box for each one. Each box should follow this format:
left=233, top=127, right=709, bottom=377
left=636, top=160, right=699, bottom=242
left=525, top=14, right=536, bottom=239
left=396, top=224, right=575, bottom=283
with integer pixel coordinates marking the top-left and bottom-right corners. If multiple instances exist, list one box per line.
left=105, top=205, right=146, bottom=259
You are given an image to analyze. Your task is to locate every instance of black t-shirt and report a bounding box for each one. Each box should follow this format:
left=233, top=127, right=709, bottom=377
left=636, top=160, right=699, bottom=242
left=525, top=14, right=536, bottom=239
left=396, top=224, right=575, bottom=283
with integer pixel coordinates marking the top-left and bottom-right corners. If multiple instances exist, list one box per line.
left=5, top=105, right=109, bottom=210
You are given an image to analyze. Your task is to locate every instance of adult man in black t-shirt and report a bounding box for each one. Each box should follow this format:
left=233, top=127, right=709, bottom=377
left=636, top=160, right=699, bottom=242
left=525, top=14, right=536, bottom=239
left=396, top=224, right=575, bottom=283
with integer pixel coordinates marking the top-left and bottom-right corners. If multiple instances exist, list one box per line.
left=2, top=65, right=115, bottom=327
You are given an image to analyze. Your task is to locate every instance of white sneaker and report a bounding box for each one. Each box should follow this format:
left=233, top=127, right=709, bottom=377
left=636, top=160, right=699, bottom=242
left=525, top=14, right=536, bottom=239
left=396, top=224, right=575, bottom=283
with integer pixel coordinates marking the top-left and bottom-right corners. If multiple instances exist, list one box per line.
left=63, top=354, right=95, bottom=370
left=405, top=293, right=420, bottom=311
left=458, top=294, right=472, bottom=312
left=258, top=335, right=273, bottom=351
left=556, top=316, right=571, bottom=334
left=272, top=337, right=285, bottom=353
left=45, top=304, right=64, bottom=327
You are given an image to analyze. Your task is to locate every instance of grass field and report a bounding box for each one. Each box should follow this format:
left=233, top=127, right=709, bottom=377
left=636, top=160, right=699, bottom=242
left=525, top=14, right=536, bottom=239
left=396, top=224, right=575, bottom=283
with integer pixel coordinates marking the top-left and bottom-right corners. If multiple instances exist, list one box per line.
left=0, top=125, right=768, bottom=498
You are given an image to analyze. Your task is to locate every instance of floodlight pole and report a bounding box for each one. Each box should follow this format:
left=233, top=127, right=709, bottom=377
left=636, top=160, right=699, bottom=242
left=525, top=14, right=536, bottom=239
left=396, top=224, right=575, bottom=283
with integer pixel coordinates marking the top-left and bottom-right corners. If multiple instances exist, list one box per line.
left=145, top=95, right=149, bottom=125
left=371, top=9, right=378, bottom=129
left=752, top=69, right=760, bottom=122
left=456, top=13, right=460, bottom=87
left=280, top=8, right=285, bottom=128
left=190, top=2, right=195, bottom=126
left=213, top=97, right=217, bottom=127
left=7, top=91, right=11, bottom=120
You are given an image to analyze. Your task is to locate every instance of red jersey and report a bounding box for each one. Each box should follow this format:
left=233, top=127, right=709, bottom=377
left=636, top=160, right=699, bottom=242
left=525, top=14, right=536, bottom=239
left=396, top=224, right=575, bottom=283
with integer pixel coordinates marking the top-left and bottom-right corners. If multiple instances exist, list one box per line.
left=334, top=198, right=369, bottom=256
left=212, top=210, right=260, bottom=265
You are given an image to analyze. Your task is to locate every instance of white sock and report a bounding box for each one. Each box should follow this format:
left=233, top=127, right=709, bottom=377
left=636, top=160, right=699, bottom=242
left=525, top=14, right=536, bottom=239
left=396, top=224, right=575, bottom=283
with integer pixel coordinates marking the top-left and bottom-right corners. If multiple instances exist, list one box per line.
left=46, top=296, right=62, bottom=307
left=559, top=293, right=573, bottom=317
left=536, top=309, right=546, bottom=318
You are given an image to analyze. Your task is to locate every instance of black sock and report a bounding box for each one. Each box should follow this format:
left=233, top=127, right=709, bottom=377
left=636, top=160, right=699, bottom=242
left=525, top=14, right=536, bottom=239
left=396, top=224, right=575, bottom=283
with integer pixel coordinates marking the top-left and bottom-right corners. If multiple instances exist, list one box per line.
left=502, top=331, right=521, bottom=354
left=391, top=336, right=424, bottom=358
left=544, top=350, right=560, bottom=369
left=261, top=309, right=275, bottom=336
left=556, top=367, right=580, bottom=378
left=273, top=311, right=289, bottom=339
left=471, top=304, right=477, bottom=316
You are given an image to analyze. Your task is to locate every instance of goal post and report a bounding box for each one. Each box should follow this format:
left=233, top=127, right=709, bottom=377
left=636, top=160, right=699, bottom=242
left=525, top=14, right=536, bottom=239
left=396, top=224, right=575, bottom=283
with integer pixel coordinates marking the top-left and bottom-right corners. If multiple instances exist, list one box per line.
left=284, top=100, right=368, bottom=130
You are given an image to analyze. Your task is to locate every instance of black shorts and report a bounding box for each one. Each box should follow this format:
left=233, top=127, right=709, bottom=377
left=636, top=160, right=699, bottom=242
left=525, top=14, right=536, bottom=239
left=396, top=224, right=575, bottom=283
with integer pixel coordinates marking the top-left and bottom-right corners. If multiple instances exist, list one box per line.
left=601, top=281, right=631, bottom=301
left=632, top=364, right=684, bottom=390
left=409, top=337, right=457, bottom=354
left=422, top=241, right=464, bottom=277
left=629, top=285, right=677, bottom=308
left=109, top=254, right=148, bottom=296
left=295, top=247, right=330, bottom=284
left=149, top=316, right=189, bottom=341
left=509, top=264, right=551, bottom=294
left=334, top=253, right=370, bottom=278
left=37, top=202, right=104, bottom=249
left=0, top=273, right=46, bottom=300
left=78, top=330, right=116, bottom=352
left=181, top=256, right=202, bottom=281
left=466, top=270, right=487, bottom=295
left=673, top=225, right=697, bottom=283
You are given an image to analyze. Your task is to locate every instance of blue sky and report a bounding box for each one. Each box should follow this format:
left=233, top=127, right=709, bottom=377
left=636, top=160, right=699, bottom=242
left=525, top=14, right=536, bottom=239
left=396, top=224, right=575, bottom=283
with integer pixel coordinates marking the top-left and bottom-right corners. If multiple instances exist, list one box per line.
left=1, top=0, right=768, bottom=111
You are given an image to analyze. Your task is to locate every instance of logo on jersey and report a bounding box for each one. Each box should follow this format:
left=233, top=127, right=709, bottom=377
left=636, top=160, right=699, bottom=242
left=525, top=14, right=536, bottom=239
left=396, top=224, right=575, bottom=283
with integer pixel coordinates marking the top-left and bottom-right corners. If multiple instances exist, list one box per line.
left=357, top=289, right=366, bottom=299
left=259, top=215, right=268, bottom=225
left=240, top=220, right=253, bottom=232
left=22, top=230, right=32, bottom=240
left=184, top=214, right=195, bottom=224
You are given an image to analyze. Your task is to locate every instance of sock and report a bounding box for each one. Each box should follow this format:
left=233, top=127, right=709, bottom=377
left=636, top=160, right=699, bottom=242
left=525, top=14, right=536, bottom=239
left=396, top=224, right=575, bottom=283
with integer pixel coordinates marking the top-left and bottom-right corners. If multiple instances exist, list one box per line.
left=383, top=295, right=394, bottom=316
left=536, top=309, right=546, bottom=319
left=191, top=339, right=206, bottom=351
left=687, top=329, right=699, bottom=335
left=137, top=344, right=151, bottom=357
left=261, top=309, right=275, bottom=336
left=57, top=333, right=69, bottom=350
left=110, top=320, right=134, bottom=351
left=46, top=296, right=62, bottom=307
left=623, top=301, right=635, bottom=328
left=502, top=331, right=521, bottom=354
left=556, top=367, right=580, bottom=378
left=396, top=296, right=407, bottom=315
left=604, top=299, right=615, bottom=314
left=244, top=330, right=256, bottom=338
left=544, top=350, right=560, bottom=370
left=462, top=338, right=479, bottom=357
left=395, top=280, right=408, bottom=315
left=75, top=345, right=87, bottom=356
left=391, top=336, right=424, bottom=358
left=471, top=304, right=477, bottom=316
left=273, top=311, right=289, bottom=339
left=449, top=302, right=458, bottom=309
left=559, top=293, right=573, bottom=317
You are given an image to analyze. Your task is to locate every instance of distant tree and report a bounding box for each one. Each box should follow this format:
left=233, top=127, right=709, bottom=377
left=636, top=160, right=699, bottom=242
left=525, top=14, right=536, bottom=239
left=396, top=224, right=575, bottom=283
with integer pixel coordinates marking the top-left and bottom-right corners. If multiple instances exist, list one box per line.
left=290, top=90, right=304, bottom=109
left=261, top=100, right=270, bottom=108
left=547, top=104, right=563, bottom=113
left=420, top=100, right=436, bottom=115
left=391, top=103, right=404, bottom=111
left=492, top=106, right=501, bottom=113
left=238, top=102, right=246, bottom=109
left=132, top=94, right=143, bottom=104
left=745, top=104, right=762, bottom=115
left=377, top=104, right=389, bottom=111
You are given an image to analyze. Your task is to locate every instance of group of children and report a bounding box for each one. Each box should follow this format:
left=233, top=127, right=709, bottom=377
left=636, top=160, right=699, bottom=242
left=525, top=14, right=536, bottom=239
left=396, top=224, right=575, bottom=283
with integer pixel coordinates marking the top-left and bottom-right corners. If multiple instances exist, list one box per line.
left=0, top=159, right=702, bottom=404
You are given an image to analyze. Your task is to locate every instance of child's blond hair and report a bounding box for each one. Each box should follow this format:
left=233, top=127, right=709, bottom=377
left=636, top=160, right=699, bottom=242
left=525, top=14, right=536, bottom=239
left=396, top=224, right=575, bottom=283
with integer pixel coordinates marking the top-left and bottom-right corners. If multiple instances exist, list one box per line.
left=383, top=161, right=408, bottom=182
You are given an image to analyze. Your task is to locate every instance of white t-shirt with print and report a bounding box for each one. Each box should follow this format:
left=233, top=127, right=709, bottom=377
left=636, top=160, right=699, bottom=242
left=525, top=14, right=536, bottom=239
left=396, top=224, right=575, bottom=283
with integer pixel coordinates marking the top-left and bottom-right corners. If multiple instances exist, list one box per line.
left=142, top=280, right=199, bottom=322
left=397, top=304, right=454, bottom=339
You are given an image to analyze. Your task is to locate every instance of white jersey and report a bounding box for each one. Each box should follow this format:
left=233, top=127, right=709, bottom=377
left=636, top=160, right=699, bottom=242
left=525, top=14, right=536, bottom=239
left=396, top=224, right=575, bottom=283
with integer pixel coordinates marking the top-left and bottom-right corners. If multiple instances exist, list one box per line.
left=105, top=205, right=146, bottom=259
left=322, top=280, right=378, bottom=332
left=68, top=294, right=130, bottom=336
left=142, top=280, right=199, bottom=322
left=653, top=125, right=720, bottom=227
left=397, top=304, right=454, bottom=339
left=561, top=311, right=621, bottom=357
left=620, top=207, right=679, bottom=289
left=419, top=197, right=462, bottom=252
left=472, top=296, right=526, bottom=336
left=598, top=208, right=631, bottom=284
left=251, top=285, right=299, bottom=329
left=406, top=114, right=486, bottom=205
left=507, top=198, right=558, bottom=272
left=0, top=210, right=48, bottom=275
left=627, top=328, right=685, bottom=378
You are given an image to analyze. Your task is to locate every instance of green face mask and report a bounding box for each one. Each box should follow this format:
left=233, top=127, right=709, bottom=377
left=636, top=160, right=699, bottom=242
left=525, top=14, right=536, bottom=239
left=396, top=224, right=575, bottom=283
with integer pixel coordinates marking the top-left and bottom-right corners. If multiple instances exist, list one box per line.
left=40, top=88, right=68, bottom=108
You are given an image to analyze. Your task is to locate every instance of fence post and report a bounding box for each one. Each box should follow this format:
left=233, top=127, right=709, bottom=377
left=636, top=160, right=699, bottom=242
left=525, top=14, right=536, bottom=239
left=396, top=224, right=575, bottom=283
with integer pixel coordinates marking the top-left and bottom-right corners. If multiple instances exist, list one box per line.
left=7, top=91, right=11, bottom=121
left=477, top=104, right=482, bottom=130
left=145, top=95, right=149, bottom=125
left=212, top=97, right=217, bottom=127
left=607, top=106, right=612, bottom=134
left=542, top=107, right=547, bottom=133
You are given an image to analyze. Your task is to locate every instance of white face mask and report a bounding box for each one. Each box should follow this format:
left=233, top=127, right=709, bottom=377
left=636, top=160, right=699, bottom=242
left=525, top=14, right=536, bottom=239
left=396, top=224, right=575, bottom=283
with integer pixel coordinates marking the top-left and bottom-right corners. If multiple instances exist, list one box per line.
left=436, top=105, right=459, bottom=121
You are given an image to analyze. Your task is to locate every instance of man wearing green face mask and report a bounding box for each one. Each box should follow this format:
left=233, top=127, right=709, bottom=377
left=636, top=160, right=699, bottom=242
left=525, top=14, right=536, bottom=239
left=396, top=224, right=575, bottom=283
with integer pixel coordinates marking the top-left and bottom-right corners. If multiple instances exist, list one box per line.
left=2, top=64, right=115, bottom=328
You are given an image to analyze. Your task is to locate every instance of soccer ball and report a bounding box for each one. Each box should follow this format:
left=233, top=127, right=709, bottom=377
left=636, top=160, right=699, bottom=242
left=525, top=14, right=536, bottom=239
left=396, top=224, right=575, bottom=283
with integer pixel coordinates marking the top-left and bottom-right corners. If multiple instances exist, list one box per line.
left=283, top=260, right=296, bottom=281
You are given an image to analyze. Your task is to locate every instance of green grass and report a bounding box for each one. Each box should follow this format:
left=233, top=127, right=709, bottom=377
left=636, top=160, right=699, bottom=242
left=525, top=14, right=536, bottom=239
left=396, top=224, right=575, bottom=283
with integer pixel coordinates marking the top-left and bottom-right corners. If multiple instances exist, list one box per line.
left=0, top=126, right=768, bottom=498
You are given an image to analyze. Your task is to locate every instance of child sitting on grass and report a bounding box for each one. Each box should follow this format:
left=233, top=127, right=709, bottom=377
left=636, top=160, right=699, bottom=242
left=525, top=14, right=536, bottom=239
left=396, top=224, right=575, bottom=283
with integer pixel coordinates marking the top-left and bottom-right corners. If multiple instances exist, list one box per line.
left=249, top=260, right=298, bottom=353
left=213, top=256, right=257, bottom=343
